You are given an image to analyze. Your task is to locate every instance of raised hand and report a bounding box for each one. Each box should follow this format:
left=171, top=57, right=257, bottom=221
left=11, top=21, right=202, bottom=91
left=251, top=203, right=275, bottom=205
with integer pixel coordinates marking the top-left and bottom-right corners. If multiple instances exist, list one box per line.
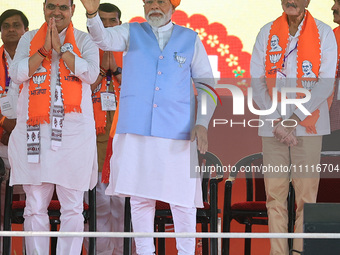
left=80, top=0, right=100, bottom=14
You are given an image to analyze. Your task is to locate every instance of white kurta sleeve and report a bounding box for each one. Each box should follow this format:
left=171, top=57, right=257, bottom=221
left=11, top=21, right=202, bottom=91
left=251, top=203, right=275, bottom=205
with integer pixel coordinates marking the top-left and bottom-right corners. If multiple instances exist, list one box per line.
left=9, top=31, right=32, bottom=84
left=73, top=33, right=99, bottom=85
left=86, top=14, right=129, bottom=52
left=192, top=37, right=216, bottom=129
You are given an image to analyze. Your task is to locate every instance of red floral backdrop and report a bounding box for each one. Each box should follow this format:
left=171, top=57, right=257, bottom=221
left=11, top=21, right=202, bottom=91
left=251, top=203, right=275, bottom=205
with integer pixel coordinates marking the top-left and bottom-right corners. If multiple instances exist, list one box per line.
left=130, top=10, right=251, bottom=94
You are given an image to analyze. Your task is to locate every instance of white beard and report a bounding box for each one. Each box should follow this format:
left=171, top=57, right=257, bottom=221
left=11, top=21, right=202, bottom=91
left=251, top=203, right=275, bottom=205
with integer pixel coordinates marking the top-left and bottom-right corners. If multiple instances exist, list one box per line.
left=146, top=8, right=172, bottom=27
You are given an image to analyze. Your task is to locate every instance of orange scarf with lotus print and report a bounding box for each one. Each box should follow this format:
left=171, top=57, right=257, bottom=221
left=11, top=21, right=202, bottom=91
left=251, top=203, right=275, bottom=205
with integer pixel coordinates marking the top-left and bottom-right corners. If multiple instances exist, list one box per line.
left=265, top=11, right=323, bottom=134
left=28, top=22, right=82, bottom=126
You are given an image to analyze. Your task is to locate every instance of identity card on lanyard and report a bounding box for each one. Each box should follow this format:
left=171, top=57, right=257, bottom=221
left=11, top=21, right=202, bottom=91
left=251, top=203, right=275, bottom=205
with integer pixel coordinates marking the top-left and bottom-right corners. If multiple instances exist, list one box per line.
left=100, top=74, right=116, bottom=111
left=276, top=42, right=298, bottom=92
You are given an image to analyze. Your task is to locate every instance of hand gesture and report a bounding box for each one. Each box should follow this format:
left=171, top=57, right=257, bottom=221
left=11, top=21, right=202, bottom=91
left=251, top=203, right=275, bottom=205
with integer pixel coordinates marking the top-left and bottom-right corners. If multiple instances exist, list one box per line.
left=80, top=0, right=100, bottom=14
left=191, top=125, right=208, bottom=154
left=273, top=123, right=297, bottom=147
left=101, top=52, right=110, bottom=71
left=109, top=52, right=118, bottom=72
left=44, top=19, right=52, bottom=52
left=282, top=132, right=298, bottom=147
left=50, top=18, right=62, bottom=53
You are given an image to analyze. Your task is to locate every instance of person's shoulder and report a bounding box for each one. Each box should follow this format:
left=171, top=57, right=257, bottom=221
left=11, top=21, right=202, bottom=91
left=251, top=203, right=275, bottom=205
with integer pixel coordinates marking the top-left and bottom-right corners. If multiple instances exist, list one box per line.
left=23, top=29, right=39, bottom=40
left=74, top=27, right=94, bottom=42
left=252, top=21, right=273, bottom=44
left=259, top=21, right=274, bottom=35
left=314, top=18, right=333, bottom=34
left=74, top=27, right=87, bottom=37
left=174, top=23, right=197, bottom=35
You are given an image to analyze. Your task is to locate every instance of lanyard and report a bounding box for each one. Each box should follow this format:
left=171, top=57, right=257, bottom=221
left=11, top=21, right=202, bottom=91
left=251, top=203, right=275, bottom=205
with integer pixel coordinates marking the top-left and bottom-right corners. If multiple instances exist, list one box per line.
left=282, top=42, right=298, bottom=69
left=106, top=70, right=112, bottom=92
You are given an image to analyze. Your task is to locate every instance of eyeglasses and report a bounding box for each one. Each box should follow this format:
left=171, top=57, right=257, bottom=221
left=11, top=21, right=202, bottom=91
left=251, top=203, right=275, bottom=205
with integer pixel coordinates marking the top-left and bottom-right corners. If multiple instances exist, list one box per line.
left=144, top=0, right=168, bottom=6
left=46, top=3, right=71, bottom=11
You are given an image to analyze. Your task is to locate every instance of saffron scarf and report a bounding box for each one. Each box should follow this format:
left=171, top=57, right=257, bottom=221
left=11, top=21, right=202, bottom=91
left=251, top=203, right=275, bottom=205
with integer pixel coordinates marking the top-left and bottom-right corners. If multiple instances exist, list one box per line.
left=27, top=22, right=82, bottom=162
left=0, top=46, right=9, bottom=96
left=265, top=11, right=322, bottom=134
left=334, top=26, right=340, bottom=76
left=101, top=102, right=119, bottom=183
left=0, top=46, right=9, bottom=139
left=28, top=22, right=82, bottom=126
left=92, top=50, right=122, bottom=134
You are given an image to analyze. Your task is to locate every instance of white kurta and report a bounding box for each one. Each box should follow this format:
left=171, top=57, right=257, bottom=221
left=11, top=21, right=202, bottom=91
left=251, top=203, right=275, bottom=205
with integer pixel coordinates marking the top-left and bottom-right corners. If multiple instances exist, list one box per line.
left=8, top=27, right=99, bottom=191
left=251, top=17, right=337, bottom=137
left=87, top=17, right=215, bottom=207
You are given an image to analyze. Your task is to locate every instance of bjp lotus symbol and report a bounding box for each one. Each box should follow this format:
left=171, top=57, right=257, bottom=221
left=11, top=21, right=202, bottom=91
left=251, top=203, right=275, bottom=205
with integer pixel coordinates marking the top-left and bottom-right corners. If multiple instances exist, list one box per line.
left=174, top=52, right=186, bottom=68
left=33, top=75, right=46, bottom=89
left=269, top=53, right=282, bottom=68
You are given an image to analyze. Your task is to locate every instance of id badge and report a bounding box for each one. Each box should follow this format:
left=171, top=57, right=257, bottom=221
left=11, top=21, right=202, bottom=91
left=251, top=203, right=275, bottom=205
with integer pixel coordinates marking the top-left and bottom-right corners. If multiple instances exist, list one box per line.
left=100, top=92, right=116, bottom=111
left=276, top=70, right=286, bottom=92
left=0, top=95, right=16, bottom=118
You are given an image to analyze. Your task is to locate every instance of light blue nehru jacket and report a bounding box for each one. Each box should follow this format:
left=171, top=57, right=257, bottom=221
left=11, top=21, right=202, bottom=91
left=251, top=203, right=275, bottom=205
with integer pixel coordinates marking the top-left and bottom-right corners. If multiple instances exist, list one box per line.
left=116, top=22, right=197, bottom=140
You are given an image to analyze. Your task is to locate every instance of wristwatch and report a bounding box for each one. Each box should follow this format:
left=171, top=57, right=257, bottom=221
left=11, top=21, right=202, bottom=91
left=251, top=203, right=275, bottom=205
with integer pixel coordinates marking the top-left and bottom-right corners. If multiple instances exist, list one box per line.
left=112, top=67, right=122, bottom=76
left=60, top=43, right=73, bottom=55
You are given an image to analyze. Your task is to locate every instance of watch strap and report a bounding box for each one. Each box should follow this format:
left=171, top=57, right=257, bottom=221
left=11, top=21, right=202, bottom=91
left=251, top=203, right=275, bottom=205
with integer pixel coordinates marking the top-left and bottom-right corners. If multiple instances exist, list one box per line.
left=112, top=67, right=122, bottom=76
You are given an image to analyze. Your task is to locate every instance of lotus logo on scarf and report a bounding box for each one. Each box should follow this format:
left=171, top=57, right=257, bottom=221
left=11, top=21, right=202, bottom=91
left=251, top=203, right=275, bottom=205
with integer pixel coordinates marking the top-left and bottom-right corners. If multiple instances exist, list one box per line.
left=302, top=80, right=316, bottom=91
left=33, top=75, right=46, bottom=89
left=269, top=54, right=282, bottom=68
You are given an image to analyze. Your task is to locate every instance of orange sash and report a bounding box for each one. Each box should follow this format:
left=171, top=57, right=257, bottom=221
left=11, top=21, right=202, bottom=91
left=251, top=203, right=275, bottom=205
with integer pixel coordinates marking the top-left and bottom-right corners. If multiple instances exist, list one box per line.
left=101, top=102, right=119, bottom=183
left=0, top=46, right=8, bottom=139
left=265, top=11, right=322, bottom=134
left=0, top=46, right=8, bottom=96
left=100, top=50, right=122, bottom=183
left=28, top=22, right=82, bottom=126
left=92, top=50, right=122, bottom=134
left=334, top=27, right=340, bottom=76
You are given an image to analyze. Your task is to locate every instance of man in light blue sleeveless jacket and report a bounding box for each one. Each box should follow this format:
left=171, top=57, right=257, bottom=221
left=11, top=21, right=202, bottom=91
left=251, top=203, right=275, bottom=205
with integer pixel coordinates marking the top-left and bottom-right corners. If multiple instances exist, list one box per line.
left=82, top=0, right=216, bottom=254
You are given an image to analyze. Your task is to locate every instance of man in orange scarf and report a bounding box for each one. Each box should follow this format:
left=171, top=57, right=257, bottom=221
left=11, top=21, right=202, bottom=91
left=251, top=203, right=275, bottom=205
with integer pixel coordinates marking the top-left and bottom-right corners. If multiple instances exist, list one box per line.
left=322, top=1, right=340, bottom=151
left=8, top=0, right=99, bottom=254
left=251, top=0, right=337, bottom=254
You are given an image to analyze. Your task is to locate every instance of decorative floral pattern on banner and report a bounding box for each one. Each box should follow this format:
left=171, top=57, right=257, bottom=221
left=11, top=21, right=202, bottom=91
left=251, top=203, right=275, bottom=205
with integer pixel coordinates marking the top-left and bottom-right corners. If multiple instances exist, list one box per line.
left=130, top=10, right=251, bottom=94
